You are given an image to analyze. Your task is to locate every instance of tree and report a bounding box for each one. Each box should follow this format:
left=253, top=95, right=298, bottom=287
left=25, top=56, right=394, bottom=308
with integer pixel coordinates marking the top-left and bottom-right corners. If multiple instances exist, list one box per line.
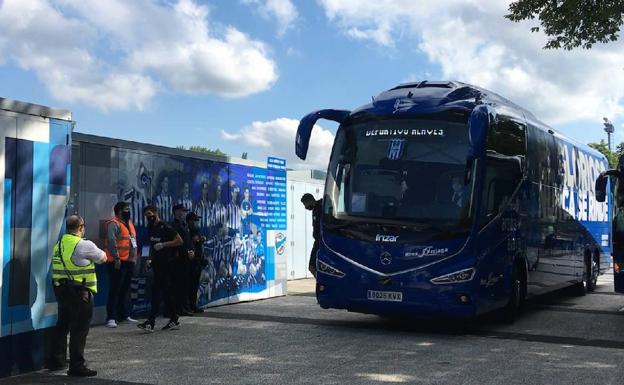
left=176, top=145, right=227, bottom=157
left=506, top=1, right=624, bottom=49
left=588, top=140, right=618, bottom=168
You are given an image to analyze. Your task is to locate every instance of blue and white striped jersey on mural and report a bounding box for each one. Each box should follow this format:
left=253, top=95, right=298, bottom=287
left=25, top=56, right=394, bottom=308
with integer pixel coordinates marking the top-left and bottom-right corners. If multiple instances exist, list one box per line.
left=155, top=193, right=173, bottom=222
left=211, top=202, right=227, bottom=228
left=124, top=187, right=149, bottom=227
left=195, top=200, right=212, bottom=230
left=179, top=197, right=193, bottom=212
left=227, top=202, right=241, bottom=234
left=212, top=237, right=232, bottom=270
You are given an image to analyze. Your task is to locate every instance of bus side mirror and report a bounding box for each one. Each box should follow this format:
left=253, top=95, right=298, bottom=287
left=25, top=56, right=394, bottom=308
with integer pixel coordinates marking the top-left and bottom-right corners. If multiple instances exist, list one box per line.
left=596, top=170, right=619, bottom=202
left=296, top=109, right=350, bottom=160
left=465, top=105, right=489, bottom=185
left=468, top=105, right=489, bottom=160
left=596, top=174, right=607, bottom=202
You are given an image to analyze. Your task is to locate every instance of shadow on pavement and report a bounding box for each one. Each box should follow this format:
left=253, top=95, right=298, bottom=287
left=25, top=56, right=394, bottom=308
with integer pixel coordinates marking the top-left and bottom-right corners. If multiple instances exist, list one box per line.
left=0, top=372, right=149, bottom=385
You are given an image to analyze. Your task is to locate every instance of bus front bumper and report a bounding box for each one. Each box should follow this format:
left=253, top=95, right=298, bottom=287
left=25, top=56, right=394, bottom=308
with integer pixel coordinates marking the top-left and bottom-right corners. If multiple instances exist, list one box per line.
left=315, top=262, right=479, bottom=319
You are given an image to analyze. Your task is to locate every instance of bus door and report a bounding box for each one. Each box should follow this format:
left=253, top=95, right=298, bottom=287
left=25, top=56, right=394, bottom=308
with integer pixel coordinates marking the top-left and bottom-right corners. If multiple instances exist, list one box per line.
left=475, top=114, right=526, bottom=300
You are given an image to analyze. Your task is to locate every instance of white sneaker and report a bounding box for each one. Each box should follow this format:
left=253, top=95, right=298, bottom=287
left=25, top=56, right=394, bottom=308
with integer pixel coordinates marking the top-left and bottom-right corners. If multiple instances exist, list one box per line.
left=126, top=317, right=138, bottom=323
left=106, top=319, right=118, bottom=328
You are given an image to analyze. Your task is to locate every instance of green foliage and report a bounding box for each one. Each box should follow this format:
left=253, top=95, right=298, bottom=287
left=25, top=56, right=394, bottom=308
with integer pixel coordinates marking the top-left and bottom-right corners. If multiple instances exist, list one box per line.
left=177, top=145, right=227, bottom=157
left=588, top=140, right=619, bottom=168
left=506, top=1, right=624, bottom=49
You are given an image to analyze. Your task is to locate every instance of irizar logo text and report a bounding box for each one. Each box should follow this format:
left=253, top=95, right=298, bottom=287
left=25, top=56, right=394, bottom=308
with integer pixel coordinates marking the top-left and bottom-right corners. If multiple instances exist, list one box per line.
left=375, top=234, right=399, bottom=242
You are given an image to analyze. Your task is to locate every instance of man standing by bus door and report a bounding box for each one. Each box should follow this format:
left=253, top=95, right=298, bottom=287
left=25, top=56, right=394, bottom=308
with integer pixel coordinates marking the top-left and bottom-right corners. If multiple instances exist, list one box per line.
left=301, top=193, right=323, bottom=278
left=46, top=215, right=107, bottom=377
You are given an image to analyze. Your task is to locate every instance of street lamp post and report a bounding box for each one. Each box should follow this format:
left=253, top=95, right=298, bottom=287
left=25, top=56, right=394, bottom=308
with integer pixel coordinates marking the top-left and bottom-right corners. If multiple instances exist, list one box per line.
left=604, top=117, right=615, bottom=152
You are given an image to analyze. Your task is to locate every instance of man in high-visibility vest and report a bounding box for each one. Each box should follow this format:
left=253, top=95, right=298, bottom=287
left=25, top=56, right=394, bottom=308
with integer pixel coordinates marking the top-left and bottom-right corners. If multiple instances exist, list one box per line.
left=105, top=201, right=138, bottom=328
left=46, top=215, right=107, bottom=377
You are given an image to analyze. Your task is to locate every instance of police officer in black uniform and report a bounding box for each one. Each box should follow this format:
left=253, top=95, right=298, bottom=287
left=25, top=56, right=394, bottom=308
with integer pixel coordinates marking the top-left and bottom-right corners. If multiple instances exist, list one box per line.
left=301, top=193, right=323, bottom=277
left=137, top=205, right=183, bottom=332
left=187, top=211, right=206, bottom=313
left=171, top=204, right=195, bottom=316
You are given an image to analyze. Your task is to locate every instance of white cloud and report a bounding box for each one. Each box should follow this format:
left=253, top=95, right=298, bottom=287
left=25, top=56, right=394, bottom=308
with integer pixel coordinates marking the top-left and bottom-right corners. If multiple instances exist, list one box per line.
left=0, top=0, right=277, bottom=110
left=222, top=118, right=334, bottom=170
left=317, top=0, right=624, bottom=126
left=243, top=0, right=298, bottom=36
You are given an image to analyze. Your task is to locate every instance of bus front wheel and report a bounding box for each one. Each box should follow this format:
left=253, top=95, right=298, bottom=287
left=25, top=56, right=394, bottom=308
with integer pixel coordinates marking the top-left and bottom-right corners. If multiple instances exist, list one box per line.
left=572, top=252, right=596, bottom=296
left=501, top=261, right=526, bottom=324
left=587, top=254, right=598, bottom=292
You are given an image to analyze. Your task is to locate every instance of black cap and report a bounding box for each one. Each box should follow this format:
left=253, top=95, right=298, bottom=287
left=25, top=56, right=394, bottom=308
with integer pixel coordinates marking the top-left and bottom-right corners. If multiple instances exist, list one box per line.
left=301, top=193, right=315, bottom=203
left=186, top=212, right=201, bottom=221
left=172, top=204, right=189, bottom=212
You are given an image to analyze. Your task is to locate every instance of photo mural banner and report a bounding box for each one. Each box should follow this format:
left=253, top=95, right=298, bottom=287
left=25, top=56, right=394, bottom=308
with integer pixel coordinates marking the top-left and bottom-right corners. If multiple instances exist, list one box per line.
left=70, top=139, right=287, bottom=316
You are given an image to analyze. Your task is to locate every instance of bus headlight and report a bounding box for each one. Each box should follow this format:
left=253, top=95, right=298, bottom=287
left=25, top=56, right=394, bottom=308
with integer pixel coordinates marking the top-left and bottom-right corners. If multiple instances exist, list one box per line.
left=318, top=260, right=345, bottom=278
left=430, top=268, right=475, bottom=285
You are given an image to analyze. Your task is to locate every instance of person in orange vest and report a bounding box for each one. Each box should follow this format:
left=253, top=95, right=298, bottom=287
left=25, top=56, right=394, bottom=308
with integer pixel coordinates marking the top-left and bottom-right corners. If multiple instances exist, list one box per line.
left=105, top=201, right=138, bottom=328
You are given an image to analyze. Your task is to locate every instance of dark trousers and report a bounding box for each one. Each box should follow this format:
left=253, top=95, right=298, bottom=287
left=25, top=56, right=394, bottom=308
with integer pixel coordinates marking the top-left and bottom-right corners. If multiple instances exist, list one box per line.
left=106, top=261, right=134, bottom=321
left=149, top=262, right=178, bottom=323
left=48, top=285, right=93, bottom=370
left=189, top=254, right=202, bottom=310
left=309, top=239, right=319, bottom=272
left=173, top=255, right=190, bottom=312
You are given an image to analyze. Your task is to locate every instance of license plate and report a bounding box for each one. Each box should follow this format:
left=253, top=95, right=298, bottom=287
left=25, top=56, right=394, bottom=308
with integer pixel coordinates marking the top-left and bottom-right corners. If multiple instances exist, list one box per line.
left=367, top=290, right=403, bottom=302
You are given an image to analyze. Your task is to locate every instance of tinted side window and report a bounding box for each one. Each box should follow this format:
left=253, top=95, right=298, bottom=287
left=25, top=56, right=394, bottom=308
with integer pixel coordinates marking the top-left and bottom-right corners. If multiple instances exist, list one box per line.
left=526, top=125, right=557, bottom=187
left=479, top=155, right=523, bottom=227
left=487, top=119, right=527, bottom=157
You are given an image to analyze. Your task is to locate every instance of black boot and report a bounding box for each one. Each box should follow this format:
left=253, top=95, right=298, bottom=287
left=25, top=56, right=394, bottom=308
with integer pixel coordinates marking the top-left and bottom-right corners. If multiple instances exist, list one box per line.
left=67, top=366, right=97, bottom=377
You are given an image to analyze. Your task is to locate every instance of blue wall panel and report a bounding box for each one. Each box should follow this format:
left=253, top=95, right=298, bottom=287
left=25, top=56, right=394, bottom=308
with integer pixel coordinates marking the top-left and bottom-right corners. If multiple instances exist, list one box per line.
left=0, top=117, right=71, bottom=378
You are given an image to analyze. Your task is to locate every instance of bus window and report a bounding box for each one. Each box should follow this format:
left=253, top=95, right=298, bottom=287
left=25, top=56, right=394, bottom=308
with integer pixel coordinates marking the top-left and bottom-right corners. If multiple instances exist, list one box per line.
left=487, top=119, right=527, bottom=158
left=323, top=118, right=473, bottom=234
left=480, top=153, right=523, bottom=227
left=527, top=127, right=557, bottom=187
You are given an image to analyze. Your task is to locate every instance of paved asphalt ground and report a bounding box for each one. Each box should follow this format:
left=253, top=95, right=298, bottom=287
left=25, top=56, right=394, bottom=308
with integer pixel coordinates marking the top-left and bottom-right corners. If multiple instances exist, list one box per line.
left=6, top=275, right=624, bottom=385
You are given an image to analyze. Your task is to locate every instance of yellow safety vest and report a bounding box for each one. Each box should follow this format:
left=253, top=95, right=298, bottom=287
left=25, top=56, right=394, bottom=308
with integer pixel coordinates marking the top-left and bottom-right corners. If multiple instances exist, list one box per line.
left=51, top=234, right=98, bottom=293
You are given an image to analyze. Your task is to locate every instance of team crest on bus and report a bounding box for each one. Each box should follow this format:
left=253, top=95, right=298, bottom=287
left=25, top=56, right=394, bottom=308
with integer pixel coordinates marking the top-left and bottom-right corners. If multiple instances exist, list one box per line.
left=387, top=139, right=404, bottom=160
left=393, top=98, right=417, bottom=113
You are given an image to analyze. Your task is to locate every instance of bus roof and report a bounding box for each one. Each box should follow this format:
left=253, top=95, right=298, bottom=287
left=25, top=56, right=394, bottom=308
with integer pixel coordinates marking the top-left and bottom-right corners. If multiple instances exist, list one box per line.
left=349, top=80, right=605, bottom=163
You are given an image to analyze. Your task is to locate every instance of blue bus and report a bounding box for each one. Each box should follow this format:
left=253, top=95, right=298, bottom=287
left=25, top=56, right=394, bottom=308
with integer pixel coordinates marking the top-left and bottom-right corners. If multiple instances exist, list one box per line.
left=296, top=81, right=611, bottom=321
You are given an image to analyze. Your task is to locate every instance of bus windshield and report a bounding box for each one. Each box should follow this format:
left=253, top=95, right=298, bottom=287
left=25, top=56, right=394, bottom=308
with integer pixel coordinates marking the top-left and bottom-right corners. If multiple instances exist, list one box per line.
left=324, top=118, right=473, bottom=237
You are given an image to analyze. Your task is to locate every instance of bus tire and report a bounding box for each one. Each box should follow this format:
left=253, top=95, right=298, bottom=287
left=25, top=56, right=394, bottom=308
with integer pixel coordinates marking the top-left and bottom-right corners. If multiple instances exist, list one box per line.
left=586, top=252, right=598, bottom=292
left=571, top=251, right=593, bottom=296
left=501, top=260, right=525, bottom=324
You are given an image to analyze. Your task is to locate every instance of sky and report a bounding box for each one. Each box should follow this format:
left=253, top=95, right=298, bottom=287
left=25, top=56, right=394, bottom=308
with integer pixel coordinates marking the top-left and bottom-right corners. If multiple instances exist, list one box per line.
left=1, top=0, right=624, bottom=170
